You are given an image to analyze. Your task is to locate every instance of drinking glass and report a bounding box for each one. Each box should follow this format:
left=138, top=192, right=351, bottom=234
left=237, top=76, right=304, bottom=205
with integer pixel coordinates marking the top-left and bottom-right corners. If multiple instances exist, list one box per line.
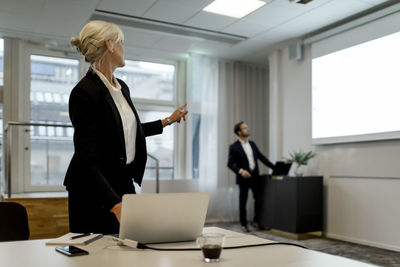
left=197, top=233, right=225, bottom=263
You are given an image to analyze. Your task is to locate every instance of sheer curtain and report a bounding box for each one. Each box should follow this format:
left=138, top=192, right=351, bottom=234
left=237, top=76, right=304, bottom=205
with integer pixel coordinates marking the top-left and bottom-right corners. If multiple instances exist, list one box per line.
left=191, top=54, right=224, bottom=220
left=191, top=54, right=269, bottom=222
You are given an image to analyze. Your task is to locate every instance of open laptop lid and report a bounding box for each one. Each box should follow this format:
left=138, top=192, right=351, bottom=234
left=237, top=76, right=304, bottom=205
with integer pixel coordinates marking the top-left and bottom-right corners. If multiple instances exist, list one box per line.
left=272, top=161, right=292, bottom=176
left=119, top=192, right=210, bottom=244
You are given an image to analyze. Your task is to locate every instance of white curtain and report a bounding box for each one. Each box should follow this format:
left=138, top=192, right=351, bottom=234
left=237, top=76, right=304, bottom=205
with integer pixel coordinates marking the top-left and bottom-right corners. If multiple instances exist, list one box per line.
left=191, top=54, right=270, bottom=222
left=191, top=54, right=225, bottom=221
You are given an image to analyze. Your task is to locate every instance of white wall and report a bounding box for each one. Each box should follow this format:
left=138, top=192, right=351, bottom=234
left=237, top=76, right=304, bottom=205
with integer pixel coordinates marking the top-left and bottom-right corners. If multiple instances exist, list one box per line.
left=269, top=41, right=400, bottom=251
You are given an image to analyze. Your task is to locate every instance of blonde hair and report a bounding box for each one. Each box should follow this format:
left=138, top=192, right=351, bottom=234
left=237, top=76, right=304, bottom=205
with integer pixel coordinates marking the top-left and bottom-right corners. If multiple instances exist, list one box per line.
left=70, top=20, right=124, bottom=64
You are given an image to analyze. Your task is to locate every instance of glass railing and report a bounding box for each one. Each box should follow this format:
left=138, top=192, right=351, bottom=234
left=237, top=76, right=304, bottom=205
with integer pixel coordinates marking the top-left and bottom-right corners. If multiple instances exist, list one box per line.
left=2, top=121, right=164, bottom=198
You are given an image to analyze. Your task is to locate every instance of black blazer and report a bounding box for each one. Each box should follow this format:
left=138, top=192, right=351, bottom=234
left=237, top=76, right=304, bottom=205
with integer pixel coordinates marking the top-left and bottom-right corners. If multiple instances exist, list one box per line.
left=64, top=68, right=163, bottom=212
left=227, top=140, right=275, bottom=184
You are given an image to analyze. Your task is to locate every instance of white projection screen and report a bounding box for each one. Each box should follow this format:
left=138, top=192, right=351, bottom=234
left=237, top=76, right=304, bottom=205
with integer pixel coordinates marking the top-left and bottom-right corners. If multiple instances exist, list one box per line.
left=312, top=30, right=400, bottom=144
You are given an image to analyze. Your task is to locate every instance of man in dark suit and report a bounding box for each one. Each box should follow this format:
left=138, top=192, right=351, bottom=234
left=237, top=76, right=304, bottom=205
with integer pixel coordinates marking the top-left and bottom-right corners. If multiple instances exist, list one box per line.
left=227, top=121, right=275, bottom=232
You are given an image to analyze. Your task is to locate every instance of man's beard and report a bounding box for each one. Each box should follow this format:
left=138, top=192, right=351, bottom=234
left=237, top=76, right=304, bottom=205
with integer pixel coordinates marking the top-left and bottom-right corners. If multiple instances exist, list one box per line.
left=242, top=132, right=250, bottom=138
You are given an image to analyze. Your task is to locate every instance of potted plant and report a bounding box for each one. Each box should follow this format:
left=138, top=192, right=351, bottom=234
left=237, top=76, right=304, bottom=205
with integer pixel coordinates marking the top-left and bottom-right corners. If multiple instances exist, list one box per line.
left=285, top=149, right=315, bottom=176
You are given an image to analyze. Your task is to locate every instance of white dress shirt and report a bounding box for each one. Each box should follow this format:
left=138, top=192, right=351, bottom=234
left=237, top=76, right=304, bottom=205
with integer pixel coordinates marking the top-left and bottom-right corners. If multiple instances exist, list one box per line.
left=239, top=139, right=255, bottom=171
left=93, top=67, right=137, bottom=164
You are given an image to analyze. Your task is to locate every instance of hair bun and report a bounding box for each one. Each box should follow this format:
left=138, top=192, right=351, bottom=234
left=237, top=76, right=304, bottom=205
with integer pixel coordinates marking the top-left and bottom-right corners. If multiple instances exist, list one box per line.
left=70, top=36, right=81, bottom=50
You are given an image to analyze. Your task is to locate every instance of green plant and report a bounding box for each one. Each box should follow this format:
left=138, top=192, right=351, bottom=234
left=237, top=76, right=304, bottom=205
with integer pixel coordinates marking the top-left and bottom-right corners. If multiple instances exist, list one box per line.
left=285, top=149, right=315, bottom=176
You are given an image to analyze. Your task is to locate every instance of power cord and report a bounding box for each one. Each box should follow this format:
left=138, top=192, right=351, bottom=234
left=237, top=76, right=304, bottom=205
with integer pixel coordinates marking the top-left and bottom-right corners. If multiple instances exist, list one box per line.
left=140, top=242, right=308, bottom=251
left=105, top=235, right=308, bottom=251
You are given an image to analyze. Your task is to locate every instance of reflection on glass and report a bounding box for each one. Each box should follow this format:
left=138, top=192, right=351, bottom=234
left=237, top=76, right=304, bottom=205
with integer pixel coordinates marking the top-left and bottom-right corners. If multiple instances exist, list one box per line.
left=30, top=55, right=78, bottom=186
left=138, top=110, right=174, bottom=180
left=115, top=60, right=175, bottom=101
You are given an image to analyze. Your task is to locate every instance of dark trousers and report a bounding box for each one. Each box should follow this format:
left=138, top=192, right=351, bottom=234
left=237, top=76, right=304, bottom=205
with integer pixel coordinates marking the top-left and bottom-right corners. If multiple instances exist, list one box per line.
left=238, top=177, right=261, bottom=226
left=68, top=183, right=136, bottom=235
left=68, top=190, right=119, bottom=234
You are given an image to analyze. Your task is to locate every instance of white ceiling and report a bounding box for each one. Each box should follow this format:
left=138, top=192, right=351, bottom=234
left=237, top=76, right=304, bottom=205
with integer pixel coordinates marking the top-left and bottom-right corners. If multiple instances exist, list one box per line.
left=0, top=0, right=393, bottom=63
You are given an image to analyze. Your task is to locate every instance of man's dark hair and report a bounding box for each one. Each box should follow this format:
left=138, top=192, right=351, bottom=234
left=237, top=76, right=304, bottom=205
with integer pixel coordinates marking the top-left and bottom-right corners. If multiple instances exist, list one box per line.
left=234, top=121, right=244, bottom=136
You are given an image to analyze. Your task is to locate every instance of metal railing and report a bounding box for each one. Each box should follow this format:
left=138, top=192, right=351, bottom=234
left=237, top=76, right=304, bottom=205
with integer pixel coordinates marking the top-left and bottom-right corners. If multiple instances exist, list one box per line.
left=3, top=121, right=161, bottom=198
left=147, top=153, right=160, bottom=194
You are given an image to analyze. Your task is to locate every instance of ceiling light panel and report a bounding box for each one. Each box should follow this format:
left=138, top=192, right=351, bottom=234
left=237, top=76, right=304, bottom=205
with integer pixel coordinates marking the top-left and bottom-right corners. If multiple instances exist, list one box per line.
left=203, top=0, right=266, bottom=18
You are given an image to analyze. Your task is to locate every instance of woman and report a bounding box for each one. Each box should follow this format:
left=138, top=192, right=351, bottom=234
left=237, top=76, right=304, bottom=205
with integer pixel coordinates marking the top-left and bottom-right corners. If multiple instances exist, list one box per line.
left=65, top=20, right=188, bottom=234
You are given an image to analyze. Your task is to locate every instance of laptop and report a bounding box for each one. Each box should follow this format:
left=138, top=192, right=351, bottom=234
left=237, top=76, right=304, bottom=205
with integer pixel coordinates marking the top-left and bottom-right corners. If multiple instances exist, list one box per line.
left=119, top=192, right=210, bottom=244
left=272, top=161, right=292, bottom=176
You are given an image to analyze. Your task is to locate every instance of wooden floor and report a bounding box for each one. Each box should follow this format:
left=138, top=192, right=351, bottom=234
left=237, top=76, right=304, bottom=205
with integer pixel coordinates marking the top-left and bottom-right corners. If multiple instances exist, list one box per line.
left=6, top=197, right=69, bottom=240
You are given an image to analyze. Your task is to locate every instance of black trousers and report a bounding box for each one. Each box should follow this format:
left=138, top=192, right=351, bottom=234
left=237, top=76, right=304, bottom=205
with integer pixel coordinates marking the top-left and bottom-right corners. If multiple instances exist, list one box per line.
left=68, top=180, right=136, bottom=234
left=68, top=190, right=120, bottom=234
left=238, top=177, right=262, bottom=227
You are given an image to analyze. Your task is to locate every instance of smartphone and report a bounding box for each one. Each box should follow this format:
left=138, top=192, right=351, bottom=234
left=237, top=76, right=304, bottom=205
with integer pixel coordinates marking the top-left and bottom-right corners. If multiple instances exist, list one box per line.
left=55, top=246, right=89, bottom=257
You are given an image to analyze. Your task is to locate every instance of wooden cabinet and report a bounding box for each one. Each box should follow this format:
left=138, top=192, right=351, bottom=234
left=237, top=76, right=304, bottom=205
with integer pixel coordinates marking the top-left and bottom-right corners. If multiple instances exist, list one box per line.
left=6, top=197, right=69, bottom=239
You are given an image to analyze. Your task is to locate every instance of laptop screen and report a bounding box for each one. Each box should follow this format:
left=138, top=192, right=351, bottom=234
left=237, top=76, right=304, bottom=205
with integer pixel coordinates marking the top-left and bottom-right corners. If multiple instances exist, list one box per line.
left=271, top=161, right=292, bottom=176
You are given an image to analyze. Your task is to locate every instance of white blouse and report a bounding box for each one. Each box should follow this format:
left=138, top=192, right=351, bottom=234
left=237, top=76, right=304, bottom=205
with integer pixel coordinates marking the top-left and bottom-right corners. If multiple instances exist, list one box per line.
left=92, top=67, right=137, bottom=164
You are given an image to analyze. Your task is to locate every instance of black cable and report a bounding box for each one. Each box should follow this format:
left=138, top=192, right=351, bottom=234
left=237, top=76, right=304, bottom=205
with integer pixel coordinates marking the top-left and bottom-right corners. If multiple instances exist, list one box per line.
left=139, top=242, right=308, bottom=251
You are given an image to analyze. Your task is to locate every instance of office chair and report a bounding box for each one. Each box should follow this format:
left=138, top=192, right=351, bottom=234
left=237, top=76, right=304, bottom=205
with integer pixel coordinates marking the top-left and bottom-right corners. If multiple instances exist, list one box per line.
left=0, top=202, right=30, bottom=241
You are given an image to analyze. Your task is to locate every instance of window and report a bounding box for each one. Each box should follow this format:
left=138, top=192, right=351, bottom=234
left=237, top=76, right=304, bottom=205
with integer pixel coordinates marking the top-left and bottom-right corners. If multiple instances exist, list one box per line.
left=139, top=110, right=174, bottom=180
left=25, top=55, right=179, bottom=191
left=29, top=55, right=79, bottom=187
left=115, top=60, right=175, bottom=101
left=115, top=59, right=177, bottom=180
